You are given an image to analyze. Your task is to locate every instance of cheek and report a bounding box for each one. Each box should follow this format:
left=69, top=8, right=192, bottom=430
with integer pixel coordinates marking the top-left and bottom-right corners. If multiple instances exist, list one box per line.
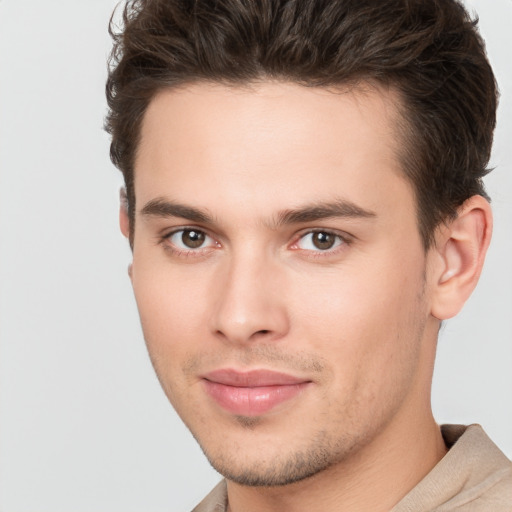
left=292, top=260, right=419, bottom=340
left=130, top=264, right=213, bottom=414
left=290, top=257, right=426, bottom=391
left=131, top=258, right=211, bottom=369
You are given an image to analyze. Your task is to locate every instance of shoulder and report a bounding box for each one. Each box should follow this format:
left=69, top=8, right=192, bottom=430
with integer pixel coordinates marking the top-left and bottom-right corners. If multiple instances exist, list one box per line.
left=190, top=480, right=228, bottom=512
left=393, top=424, right=512, bottom=512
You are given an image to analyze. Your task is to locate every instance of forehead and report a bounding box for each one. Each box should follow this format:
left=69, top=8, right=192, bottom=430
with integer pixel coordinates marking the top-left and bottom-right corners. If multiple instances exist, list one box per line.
left=134, top=81, right=413, bottom=223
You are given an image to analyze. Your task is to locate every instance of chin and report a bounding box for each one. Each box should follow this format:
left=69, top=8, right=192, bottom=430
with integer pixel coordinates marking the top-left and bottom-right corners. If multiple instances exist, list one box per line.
left=195, top=427, right=357, bottom=487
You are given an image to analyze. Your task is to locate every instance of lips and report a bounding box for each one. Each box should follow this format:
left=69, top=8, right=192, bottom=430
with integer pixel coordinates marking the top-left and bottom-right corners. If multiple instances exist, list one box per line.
left=202, top=369, right=311, bottom=416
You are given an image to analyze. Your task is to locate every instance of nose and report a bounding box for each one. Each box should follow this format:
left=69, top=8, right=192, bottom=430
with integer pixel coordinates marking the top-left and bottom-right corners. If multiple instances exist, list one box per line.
left=209, top=250, right=289, bottom=345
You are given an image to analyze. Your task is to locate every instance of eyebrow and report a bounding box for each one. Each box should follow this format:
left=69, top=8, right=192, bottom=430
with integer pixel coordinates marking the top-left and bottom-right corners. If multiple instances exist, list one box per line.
left=275, top=200, right=376, bottom=225
left=140, top=198, right=214, bottom=223
left=139, top=197, right=376, bottom=226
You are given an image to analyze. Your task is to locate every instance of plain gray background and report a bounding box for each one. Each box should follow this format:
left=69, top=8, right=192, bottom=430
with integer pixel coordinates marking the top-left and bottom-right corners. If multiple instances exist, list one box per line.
left=0, top=1, right=510, bottom=511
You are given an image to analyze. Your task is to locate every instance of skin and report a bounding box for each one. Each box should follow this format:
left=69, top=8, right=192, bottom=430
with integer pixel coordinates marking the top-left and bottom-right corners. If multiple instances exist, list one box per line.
left=122, top=82, right=492, bottom=512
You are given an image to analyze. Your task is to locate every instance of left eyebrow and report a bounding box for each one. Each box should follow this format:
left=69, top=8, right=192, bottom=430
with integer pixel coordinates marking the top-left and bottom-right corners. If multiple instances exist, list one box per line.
left=274, top=199, right=377, bottom=226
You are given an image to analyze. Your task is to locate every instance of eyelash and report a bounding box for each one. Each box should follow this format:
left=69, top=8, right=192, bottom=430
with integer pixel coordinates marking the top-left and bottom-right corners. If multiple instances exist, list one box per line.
left=159, top=227, right=219, bottom=258
left=290, top=229, right=351, bottom=257
left=159, top=227, right=351, bottom=259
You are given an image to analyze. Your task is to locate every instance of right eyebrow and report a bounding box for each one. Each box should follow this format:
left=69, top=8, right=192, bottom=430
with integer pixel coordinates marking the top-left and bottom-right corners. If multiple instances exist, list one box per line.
left=139, top=198, right=213, bottom=224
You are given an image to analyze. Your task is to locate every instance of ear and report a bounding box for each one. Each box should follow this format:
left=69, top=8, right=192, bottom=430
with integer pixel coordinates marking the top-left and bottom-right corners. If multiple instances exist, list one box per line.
left=119, top=188, right=134, bottom=278
left=119, top=187, right=130, bottom=239
left=430, top=195, right=492, bottom=320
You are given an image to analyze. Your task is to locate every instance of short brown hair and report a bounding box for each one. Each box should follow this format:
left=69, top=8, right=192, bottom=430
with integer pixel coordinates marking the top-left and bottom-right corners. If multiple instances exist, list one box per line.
left=105, top=0, right=498, bottom=248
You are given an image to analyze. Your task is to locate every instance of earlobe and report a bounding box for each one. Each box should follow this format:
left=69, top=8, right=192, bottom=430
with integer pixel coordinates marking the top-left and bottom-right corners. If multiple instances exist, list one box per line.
left=119, top=187, right=130, bottom=239
left=430, top=195, right=492, bottom=320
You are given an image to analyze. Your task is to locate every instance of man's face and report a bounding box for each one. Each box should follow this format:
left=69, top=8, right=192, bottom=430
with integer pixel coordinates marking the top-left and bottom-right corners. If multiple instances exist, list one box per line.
left=129, top=82, right=439, bottom=485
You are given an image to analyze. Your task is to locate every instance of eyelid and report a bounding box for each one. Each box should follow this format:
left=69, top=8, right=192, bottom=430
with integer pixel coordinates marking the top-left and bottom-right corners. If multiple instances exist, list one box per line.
left=159, top=226, right=220, bottom=254
left=289, top=228, right=352, bottom=253
left=157, top=225, right=352, bottom=258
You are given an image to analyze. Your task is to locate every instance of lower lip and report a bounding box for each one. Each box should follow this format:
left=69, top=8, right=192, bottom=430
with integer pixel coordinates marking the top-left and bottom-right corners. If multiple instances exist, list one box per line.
left=203, top=380, right=310, bottom=416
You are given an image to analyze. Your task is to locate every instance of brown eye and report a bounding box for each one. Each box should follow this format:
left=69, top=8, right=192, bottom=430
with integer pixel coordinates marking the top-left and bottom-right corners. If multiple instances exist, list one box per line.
left=166, top=228, right=213, bottom=251
left=312, top=232, right=336, bottom=250
left=181, top=229, right=206, bottom=248
left=296, top=231, right=344, bottom=252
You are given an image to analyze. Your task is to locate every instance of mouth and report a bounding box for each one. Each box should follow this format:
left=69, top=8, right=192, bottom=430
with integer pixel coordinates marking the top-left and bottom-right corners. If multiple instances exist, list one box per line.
left=201, top=369, right=312, bottom=416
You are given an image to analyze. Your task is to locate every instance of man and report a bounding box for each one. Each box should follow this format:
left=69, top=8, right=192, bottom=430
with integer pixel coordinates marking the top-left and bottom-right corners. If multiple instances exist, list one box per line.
left=105, top=0, right=512, bottom=510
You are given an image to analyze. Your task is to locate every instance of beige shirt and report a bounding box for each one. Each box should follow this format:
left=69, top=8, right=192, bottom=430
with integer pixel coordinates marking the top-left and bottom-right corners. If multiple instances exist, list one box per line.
left=191, top=424, right=512, bottom=512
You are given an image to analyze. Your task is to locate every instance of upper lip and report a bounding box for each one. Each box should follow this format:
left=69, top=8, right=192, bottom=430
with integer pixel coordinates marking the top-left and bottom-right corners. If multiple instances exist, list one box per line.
left=202, top=369, right=310, bottom=387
